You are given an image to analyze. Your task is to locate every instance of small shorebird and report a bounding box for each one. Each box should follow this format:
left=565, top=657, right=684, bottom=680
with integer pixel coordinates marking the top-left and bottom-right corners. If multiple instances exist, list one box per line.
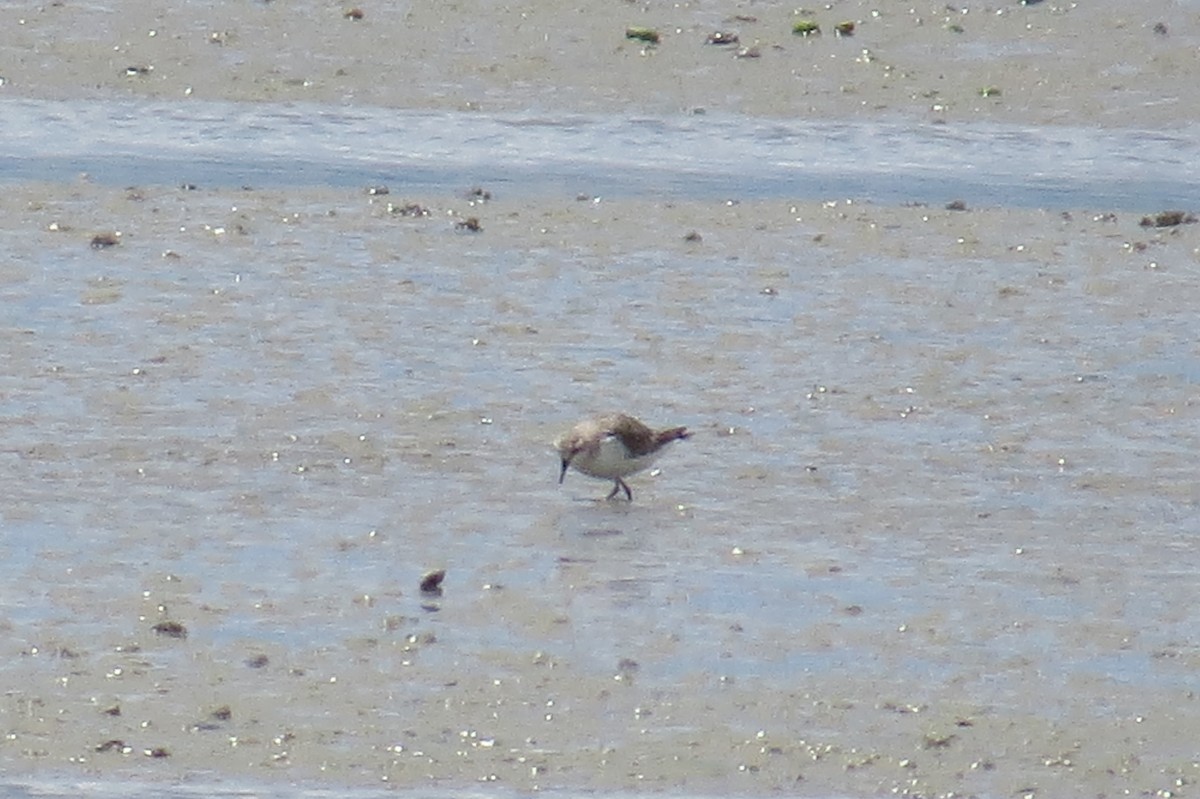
left=555, top=412, right=691, bottom=500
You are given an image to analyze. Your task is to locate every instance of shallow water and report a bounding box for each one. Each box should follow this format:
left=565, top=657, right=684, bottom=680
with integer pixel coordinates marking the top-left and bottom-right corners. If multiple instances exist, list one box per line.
left=3, top=98, right=1199, bottom=207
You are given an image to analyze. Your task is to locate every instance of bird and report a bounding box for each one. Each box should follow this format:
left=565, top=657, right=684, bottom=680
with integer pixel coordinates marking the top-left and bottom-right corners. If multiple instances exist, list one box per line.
left=555, top=412, right=690, bottom=500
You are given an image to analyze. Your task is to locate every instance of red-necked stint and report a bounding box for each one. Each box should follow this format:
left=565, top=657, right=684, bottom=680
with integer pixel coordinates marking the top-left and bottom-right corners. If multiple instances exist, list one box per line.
left=555, top=412, right=690, bottom=500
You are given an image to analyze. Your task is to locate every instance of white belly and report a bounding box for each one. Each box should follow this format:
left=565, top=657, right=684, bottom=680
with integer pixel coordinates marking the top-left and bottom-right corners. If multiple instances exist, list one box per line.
left=571, top=435, right=663, bottom=479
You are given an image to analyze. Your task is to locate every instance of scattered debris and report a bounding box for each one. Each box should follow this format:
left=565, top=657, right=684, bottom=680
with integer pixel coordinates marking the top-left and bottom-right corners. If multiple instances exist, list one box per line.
left=455, top=216, right=482, bottom=232
left=420, top=569, right=446, bottom=595
left=834, top=21, right=855, bottom=37
left=706, top=31, right=739, bottom=45
left=625, top=27, right=660, bottom=44
left=343, top=7, right=363, bottom=19
left=1140, top=210, right=1195, bottom=227
left=388, top=202, right=429, bottom=217
left=90, top=232, right=121, bottom=249
left=945, top=199, right=968, bottom=211
left=792, top=19, right=820, bottom=36
left=152, top=620, right=188, bottom=639
left=923, top=732, right=957, bottom=750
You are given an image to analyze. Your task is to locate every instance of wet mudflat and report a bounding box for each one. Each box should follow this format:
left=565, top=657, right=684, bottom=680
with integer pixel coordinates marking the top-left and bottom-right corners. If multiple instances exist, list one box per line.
left=2, top=0, right=1200, bottom=796
left=0, top=182, right=1197, bottom=797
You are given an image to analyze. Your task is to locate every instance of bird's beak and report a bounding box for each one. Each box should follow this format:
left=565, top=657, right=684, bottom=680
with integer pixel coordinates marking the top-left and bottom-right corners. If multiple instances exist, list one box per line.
left=558, top=458, right=570, bottom=484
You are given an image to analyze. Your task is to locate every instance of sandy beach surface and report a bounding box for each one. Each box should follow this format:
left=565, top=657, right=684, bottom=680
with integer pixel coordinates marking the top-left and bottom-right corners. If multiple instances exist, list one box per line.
left=1, top=0, right=1197, bottom=126
left=1, top=1, right=1199, bottom=798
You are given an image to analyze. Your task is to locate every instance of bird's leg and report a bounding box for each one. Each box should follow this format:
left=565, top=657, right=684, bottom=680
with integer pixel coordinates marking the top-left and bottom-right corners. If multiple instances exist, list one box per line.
left=612, top=478, right=632, bottom=501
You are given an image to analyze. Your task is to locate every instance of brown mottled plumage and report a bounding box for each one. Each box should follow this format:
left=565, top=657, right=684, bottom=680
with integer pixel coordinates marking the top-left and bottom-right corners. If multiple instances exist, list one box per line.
left=555, top=413, right=690, bottom=500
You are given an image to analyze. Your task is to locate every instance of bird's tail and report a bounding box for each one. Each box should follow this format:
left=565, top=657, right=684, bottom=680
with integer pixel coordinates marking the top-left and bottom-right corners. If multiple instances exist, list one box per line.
left=656, top=426, right=690, bottom=445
